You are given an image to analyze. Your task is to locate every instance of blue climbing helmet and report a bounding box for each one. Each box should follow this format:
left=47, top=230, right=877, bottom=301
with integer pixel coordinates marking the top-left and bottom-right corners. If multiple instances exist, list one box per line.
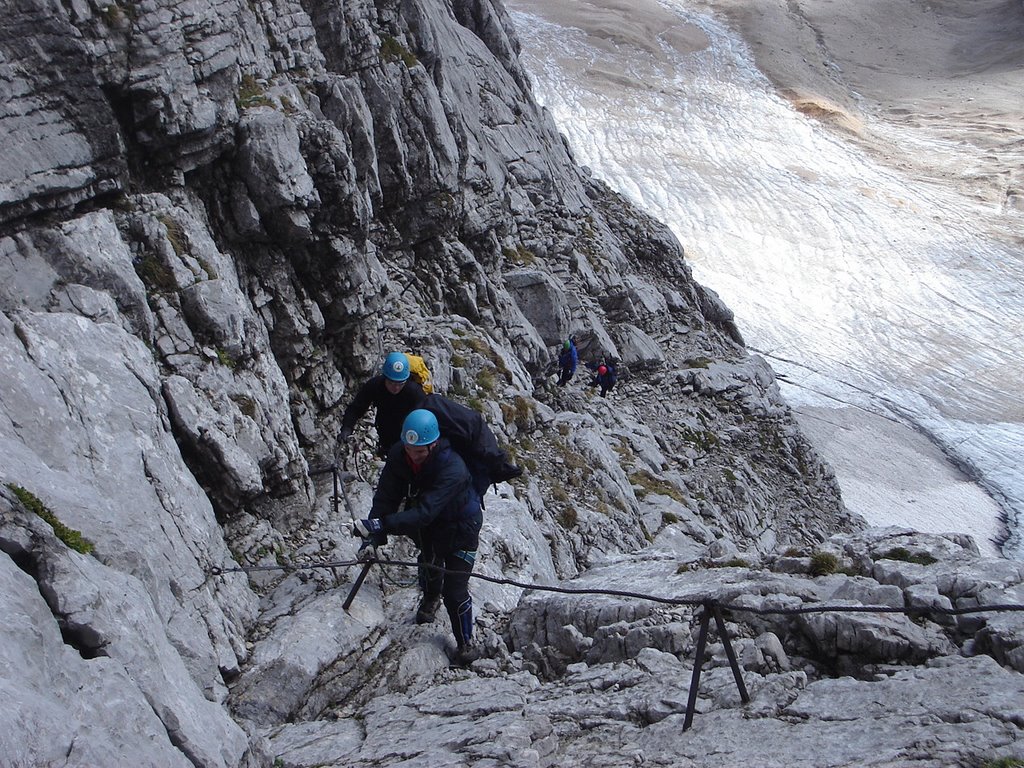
left=402, top=409, right=440, bottom=446
left=382, top=351, right=411, bottom=382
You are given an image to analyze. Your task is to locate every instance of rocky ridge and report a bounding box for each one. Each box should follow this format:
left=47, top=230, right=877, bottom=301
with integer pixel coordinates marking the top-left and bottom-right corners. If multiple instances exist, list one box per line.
left=0, top=0, right=1022, bottom=766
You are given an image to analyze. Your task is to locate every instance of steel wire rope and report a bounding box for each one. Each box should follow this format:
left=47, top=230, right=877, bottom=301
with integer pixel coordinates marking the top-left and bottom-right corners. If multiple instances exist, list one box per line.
left=313, top=458, right=419, bottom=589
left=209, top=557, right=1024, bottom=617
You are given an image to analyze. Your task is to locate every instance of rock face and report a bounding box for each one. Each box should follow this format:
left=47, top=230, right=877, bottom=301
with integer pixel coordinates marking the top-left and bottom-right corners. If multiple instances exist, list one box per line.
left=1, top=1, right=1020, bottom=766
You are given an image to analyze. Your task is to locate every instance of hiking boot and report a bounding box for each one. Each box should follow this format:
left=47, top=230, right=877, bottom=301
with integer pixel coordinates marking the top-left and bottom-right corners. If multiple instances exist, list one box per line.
left=415, top=595, right=441, bottom=625
left=449, top=643, right=482, bottom=667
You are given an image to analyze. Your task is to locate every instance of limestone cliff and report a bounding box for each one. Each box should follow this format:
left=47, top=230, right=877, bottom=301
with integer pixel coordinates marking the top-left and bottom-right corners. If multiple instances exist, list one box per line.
left=3, top=1, right=1020, bottom=766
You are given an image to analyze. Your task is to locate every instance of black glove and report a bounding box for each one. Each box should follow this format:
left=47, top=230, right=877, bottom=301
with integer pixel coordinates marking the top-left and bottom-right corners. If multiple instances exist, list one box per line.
left=338, top=426, right=353, bottom=442
left=492, top=460, right=523, bottom=483
left=357, top=540, right=379, bottom=562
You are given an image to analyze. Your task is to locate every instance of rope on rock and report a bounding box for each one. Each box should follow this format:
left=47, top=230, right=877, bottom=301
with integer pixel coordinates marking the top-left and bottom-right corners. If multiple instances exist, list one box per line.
left=218, top=463, right=1024, bottom=731
left=210, top=555, right=1024, bottom=731
left=210, top=555, right=1024, bottom=616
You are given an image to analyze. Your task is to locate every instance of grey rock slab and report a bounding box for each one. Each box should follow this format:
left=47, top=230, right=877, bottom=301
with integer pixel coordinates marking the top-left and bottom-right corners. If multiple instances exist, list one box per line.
left=267, top=720, right=364, bottom=768
left=231, top=588, right=385, bottom=725
left=0, top=553, right=194, bottom=768
left=627, top=656, right=1024, bottom=767
left=0, top=4, right=125, bottom=222
left=0, top=309, right=256, bottom=688
left=797, top=606, right=958, bottom=662
left=504, top=268, right=572, bottom=347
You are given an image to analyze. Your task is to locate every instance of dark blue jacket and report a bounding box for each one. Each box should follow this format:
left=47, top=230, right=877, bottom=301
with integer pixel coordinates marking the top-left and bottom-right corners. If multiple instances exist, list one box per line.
left=341, top=375, right=426, bottom=455
left=598, top=363, right=617, bottom=388
left=587, top=361, right=618, bottom=390
left=369, top=438, right=482, bottom=553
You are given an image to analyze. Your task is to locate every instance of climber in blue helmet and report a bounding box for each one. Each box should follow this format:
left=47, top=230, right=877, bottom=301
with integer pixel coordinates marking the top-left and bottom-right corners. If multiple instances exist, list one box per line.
left=339, top=352, right=426, bottom=457
left=354, top=409, right=483, bottom=665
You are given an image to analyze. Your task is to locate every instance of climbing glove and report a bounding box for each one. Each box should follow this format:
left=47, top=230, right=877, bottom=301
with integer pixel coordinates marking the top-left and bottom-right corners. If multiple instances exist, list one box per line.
left=357, top=541, right=379, bottom=562
left=354, top=517, right=384, bottom=539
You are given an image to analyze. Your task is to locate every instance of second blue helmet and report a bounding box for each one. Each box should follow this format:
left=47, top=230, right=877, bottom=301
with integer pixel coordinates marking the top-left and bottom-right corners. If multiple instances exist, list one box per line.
left=382, top=351, right=411, bottom=382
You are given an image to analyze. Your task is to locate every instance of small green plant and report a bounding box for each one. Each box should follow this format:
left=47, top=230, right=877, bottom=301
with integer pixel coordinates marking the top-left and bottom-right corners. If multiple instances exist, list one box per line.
left=135, top=254, right=177, bottom=293
left=783, top=547, right=803, bottom=557
left=680, top=427, right=718, bottom=452
left=611, top=438, right=634, bottom=462
left=461, top=337, right=489, bottom=355
left=502, top=244, right=537, bottom=265
left=982, top=759, right=1024, bottom=768
left=380, top=36, right=418, bottom=67
left=475, top=368, right=497, bottom=393
left=809, top=551, right=839, bottom=577
left=101, top=3, right=126, bottom=25
left=215, top=348, right=237, bottom=369
left=556, top=506, right=577, bottom=529
left=629, top=470, right=686, bottom=503
left=195, top=256, right=218, bottom=279
left=880, top=547, right=938, bottom=566
left=451, top=353, right=467, bottom=367
left=238, top=74, right=274, bottom=109
left=6, top=483, right=94, bottom=555
left=157, top=214, right=187, bottom=256
left=560, top=447, right=588, bottom=474
left=511, top=396, right=533, bottom=430
left=683, top=357, right=712, bottom=369
left=662, top=511, right=679, bottom=524
left=452, top=336, right=511, bottom=383
left=231, top=394, right=257, bottom=418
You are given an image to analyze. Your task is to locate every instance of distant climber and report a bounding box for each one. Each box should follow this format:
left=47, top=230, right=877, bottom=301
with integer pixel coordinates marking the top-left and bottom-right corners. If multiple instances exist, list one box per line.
left=354, top=409, right=482, bottom=665
left=338, top=352, right=426, bottom=457
left=588, top=359, right=617, bottom=397
left=556, top=336, right=578, bottom=386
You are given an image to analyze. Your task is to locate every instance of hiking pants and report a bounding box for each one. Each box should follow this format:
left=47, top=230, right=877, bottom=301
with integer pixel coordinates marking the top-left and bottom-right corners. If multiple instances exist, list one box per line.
left=421, top=544, right=475, bottom=647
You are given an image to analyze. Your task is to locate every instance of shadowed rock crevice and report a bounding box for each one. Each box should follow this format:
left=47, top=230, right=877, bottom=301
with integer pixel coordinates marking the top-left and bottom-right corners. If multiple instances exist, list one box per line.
left=0, top=505, right=107, bottom=661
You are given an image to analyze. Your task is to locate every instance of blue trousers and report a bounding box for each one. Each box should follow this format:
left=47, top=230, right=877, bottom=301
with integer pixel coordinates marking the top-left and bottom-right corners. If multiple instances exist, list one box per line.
left=421, top=544, right=475, bottom=647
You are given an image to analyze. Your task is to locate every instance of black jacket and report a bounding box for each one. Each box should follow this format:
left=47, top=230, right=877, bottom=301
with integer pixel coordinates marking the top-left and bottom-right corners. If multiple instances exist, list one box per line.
left=341, top=375, right=426, bottom=455
left=370, top=438, right=482, bottom=553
